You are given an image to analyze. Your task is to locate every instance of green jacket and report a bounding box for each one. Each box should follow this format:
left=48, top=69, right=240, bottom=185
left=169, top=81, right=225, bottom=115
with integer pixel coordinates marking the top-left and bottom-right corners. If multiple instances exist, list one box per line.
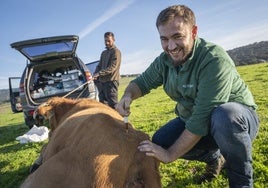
left=132, top=38, right=257, bottom=136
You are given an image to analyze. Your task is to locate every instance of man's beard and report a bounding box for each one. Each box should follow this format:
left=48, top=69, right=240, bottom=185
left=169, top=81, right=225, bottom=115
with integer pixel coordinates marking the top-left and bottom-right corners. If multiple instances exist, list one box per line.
left=167, top=49, right=192, bottom=67
left=168, top=42, right=194, bottom=67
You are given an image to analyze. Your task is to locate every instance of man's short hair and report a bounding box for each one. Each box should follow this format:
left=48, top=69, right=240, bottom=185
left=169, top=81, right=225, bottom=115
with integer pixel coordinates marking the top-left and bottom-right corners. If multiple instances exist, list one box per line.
left=104, top=32, right=114, bottom=38
left=156, top=5, right=196, bottom=28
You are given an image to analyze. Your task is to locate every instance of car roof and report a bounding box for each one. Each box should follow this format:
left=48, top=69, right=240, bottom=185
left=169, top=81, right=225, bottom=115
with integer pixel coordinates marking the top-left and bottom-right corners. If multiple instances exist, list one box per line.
left=10, top=35, right=79, bottom=62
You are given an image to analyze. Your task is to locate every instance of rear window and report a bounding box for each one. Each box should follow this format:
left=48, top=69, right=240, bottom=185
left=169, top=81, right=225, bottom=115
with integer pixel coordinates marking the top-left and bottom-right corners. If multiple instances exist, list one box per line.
left=21, top=41, right=75, bottom=58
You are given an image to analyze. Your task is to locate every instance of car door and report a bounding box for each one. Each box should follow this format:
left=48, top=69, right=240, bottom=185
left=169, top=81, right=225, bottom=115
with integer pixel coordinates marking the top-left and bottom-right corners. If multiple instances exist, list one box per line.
left=8, top=77, right=22, bottom=113
left=85, top=60, right=99, bottom=74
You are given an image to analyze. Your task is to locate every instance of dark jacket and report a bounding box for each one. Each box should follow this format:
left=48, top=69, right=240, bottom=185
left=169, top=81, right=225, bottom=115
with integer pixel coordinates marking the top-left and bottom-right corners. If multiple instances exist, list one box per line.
left=94, top=45, right=121, bottom=82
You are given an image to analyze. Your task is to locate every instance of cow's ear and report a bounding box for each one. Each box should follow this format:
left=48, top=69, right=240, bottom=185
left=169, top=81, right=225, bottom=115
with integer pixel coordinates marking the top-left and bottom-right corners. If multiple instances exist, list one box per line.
left=46, top=110, right=54, bottom=119
left=48, top=111, right=58, bottom=133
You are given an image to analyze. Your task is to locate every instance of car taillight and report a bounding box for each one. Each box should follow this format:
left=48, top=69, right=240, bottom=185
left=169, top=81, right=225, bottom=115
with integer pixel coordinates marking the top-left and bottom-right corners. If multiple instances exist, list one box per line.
left=85, top=71, right=92, bottom=81
left=28, top=110, right=35, bottom=116
left=20, top=83, right=24, bottom=93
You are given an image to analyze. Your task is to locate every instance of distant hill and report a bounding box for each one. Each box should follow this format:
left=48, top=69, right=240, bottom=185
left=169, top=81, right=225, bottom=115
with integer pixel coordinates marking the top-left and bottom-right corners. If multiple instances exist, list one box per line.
left=0, top=89, right=9, bottom=104
left=227, top=41, right=268, bottom=66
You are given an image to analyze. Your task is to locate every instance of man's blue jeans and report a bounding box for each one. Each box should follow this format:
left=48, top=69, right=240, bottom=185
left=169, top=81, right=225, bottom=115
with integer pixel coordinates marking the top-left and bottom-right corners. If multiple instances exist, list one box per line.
left=152, top=102, right=259, bottom=187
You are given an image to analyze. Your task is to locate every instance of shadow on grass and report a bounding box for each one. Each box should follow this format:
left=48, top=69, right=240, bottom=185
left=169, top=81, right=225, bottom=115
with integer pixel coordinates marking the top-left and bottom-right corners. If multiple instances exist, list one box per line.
left=163, top=171, right=228, bottom=188
left=0, top=123, right=28, bottom=146
left=0, top=164, right=29, bottom=188
left=0, top=124, right=44, bottom=188
left=0, top=123, right=45, bottom=155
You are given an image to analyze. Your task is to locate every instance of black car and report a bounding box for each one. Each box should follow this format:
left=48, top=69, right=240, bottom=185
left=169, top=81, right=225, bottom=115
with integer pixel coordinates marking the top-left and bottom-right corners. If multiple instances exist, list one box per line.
left=8, top=77, right=23, bottom=113
left=11, top=35, right=98, bottom=128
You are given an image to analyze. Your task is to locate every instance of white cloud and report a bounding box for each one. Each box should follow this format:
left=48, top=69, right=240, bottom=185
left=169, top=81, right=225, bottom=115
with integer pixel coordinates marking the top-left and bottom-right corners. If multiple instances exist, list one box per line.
left=120, top=49, right=162, bottom=74
left=78, top=0, right=135, bottom=39
left=212, top=23, right=268, bottom=50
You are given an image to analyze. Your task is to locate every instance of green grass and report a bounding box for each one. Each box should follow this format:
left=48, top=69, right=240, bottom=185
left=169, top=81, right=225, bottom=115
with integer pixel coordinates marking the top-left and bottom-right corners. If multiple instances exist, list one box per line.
left=1, top=63, right=268, bottom=187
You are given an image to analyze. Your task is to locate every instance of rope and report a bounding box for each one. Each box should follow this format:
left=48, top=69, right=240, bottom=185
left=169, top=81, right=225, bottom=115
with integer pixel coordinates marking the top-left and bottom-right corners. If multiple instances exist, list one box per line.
left=63, top=81, right=90, bottom=98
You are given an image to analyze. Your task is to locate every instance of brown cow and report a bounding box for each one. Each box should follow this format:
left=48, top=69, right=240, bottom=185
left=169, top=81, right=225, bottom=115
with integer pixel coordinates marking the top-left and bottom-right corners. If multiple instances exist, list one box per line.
left=21, top=97, right=162, bottom=188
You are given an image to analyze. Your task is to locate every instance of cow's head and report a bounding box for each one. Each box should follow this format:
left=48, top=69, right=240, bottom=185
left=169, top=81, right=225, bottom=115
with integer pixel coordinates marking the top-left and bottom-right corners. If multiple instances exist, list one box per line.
left=33, top=97, right=107, bottom=136
left=34, top=101, right=53, bottom=123
left=33, top=97, right=79, bottom=135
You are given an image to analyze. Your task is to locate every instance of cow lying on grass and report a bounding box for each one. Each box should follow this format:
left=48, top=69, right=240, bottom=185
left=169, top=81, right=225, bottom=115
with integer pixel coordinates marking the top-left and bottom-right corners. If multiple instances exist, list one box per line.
left=21, top=97, right=161, bottom=188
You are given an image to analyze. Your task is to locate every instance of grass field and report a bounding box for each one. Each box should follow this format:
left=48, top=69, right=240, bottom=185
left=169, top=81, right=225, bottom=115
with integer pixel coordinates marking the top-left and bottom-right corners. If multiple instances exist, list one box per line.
left=0, top=63, right=268, bottom=188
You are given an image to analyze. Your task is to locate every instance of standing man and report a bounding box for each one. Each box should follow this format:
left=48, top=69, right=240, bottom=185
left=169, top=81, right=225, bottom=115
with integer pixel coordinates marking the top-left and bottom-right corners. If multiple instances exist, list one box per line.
left=93, top=32, right=121, bottom=109
left=116, top=5, right=259, bottom=187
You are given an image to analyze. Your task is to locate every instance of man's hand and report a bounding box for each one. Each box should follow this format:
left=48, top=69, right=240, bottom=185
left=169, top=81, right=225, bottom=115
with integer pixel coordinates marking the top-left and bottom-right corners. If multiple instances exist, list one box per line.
left=115, top=82, right=142, bottom=116
left=137, top=130, right=201, bottom=164
left=115, top=95, right=132, bottom=117
left=138, top=140, right=171, bottom=163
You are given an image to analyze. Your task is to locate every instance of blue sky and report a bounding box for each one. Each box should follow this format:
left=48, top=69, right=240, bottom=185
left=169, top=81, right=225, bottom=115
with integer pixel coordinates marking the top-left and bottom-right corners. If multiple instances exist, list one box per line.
left=1, top=0, right=268, bottom=89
